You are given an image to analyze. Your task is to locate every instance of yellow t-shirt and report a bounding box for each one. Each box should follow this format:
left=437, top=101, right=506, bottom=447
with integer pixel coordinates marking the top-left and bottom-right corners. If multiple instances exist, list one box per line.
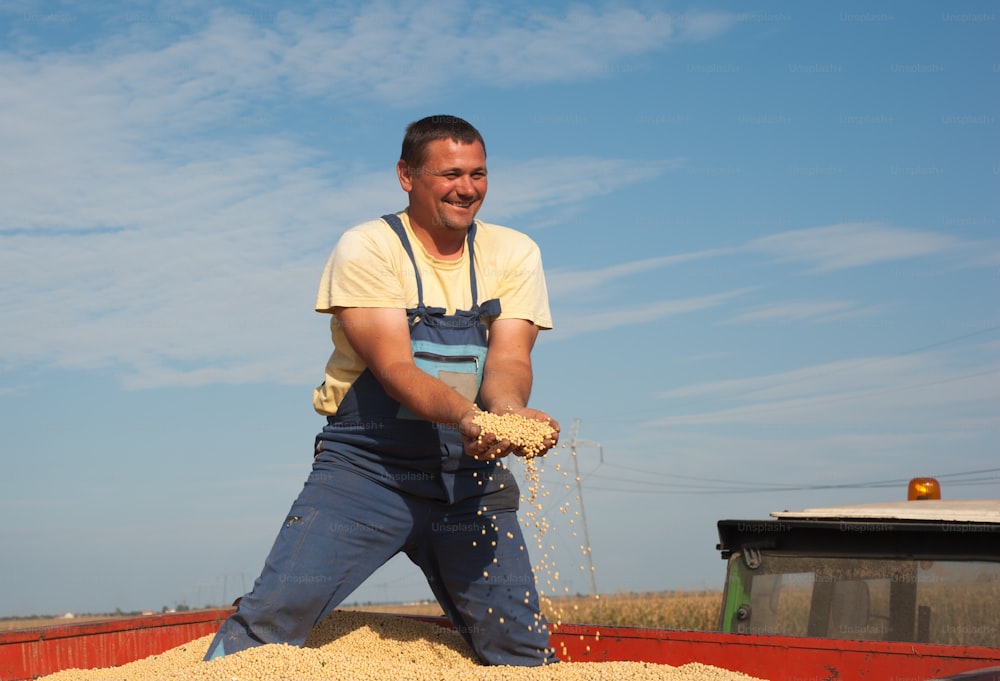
left=312, top=210, right=553, bottom=416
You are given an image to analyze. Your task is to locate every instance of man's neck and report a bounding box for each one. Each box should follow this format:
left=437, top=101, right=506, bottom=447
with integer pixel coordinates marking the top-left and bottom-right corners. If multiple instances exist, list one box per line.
left=407, top=214, right=468, bottom=260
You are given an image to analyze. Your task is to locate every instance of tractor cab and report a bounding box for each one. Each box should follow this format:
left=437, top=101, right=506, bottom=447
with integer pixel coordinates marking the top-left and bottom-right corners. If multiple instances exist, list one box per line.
left=716, top=479, right=1000, bottom=647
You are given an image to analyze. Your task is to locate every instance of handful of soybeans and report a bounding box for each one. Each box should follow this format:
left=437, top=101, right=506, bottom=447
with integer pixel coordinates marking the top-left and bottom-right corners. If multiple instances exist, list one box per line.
left=472, top=411, right=557, bottom=458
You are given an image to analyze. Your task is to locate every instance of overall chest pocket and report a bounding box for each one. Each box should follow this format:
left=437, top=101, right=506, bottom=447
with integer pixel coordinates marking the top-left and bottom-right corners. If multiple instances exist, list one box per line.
left=412, top=343, right=486, bottom=403
left=414, top=351, right=479, bottom=401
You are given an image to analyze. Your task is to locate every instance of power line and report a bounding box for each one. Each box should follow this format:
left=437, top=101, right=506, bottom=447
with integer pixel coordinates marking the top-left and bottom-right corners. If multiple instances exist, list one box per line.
left=586, top=477, right=1000, bottom=495
left=611, top=463, right=796, bottom=488
left=582, top=467, right=1000, bottom=495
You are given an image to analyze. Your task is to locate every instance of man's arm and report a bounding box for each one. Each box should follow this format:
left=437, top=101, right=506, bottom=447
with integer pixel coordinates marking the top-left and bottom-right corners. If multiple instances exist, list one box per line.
left=478, top=318, right=537, bottom=412
left=479, top=318, right=560, bottom=456
left=335, top=306, right=501, bottom=458
left=335, top=308, right=557, bottom=458
left=335, top=306, right=476, bottom=423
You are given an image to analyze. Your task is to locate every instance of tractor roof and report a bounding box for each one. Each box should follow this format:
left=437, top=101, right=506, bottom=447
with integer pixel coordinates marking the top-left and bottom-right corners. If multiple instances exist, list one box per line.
left=771, top=498, right=1000, bottom=524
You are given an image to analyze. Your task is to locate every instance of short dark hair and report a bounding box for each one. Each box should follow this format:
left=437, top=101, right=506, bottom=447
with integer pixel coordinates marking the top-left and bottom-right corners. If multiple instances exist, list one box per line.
left=400, top=115, right=486, bottom=169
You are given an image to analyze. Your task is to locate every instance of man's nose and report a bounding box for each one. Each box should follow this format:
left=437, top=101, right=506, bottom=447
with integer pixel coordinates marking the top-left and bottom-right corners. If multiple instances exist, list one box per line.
left=455, top=175, right=475, bottom=196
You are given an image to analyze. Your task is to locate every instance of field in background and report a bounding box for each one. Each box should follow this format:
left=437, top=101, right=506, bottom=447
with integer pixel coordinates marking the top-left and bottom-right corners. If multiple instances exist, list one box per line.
left=543, top=589, right=723, bottom=630
left=0, top=615, right=118, bottom=632
left=0, top=590, right=724, bottom=632
left=345, top=589, right=724, bottom=631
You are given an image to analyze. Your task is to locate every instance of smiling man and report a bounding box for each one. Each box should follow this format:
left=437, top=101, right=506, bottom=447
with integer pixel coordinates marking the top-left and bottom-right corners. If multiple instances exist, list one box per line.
left=203, top=115, right=560, bottom=666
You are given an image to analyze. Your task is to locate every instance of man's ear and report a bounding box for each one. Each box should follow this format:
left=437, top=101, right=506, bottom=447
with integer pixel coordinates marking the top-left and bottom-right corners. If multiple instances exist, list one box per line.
left=396, top=159, right=413, bottom=192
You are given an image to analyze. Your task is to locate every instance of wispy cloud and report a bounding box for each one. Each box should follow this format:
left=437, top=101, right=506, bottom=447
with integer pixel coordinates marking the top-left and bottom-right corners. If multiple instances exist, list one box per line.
left=73, top=5, right=737, bottom=105
left=2, top=6, right=985, bottom=394
left=635, top=360, right=1000, bottom=489
left=280, top=5, right=738, bottom=97
left=544, top=218, right=980, bottom=324
left=725, top=300, right=886, bottom=325
left=1, top=3, right=734, bottom=387
left=651, top=350, right=1000, bottom=428
left=549, top=288, right=751, bottom=339
left=955, top=237, right=1000, bottom=268
left=486, top=157, right=682, bottom=222
left=0, top=152, right=679, bottom=385
left=1, top=3, right=726, bottom=228
left=676, top=10, right=741, bottom=42
left=744, top=222, right=959, bottom=272
left=546, top=247, right=725, bottom=298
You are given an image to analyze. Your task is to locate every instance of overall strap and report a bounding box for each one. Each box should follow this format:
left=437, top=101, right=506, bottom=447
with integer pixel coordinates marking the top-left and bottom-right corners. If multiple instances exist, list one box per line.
left=466, top=222, right=480, bottom=303
left=381, top=213, right=479, bottom=305
left=382, top=213, right=425, bottom=306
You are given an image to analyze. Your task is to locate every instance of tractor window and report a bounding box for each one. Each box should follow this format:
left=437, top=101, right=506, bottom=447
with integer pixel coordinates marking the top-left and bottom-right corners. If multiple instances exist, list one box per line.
left=724, top=554, right=1000, bottom=646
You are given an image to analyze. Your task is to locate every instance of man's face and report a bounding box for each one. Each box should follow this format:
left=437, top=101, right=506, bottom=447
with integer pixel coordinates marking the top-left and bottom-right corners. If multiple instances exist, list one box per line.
left=398, top=138, right=488, bottom=233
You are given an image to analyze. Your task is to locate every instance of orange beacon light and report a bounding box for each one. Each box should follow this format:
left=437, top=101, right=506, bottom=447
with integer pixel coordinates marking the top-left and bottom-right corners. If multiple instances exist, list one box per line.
left=908, top=477, right=942, bottom=500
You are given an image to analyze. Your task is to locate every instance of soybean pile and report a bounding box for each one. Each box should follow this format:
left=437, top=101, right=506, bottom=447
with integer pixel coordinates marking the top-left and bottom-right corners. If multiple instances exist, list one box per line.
left=39, top=414, right=760, bottom=679
left=37, top=610, right=767, bottom=680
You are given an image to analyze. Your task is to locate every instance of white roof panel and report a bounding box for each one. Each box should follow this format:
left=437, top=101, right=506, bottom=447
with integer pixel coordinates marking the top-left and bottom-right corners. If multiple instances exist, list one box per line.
left=771, top=499, right=1000, bottom=523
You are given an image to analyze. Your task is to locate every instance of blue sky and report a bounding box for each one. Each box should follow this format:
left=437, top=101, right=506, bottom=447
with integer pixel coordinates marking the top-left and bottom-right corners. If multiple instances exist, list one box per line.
left=1, top=1, right=998, bottom=617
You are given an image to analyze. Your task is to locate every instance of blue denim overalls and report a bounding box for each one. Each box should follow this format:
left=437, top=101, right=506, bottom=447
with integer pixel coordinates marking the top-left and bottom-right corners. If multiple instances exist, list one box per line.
left=203, top=214, right=555, bottom=666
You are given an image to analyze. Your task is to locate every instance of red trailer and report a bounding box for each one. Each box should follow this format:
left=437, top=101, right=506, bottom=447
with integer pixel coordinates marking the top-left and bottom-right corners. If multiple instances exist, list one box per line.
left=4, top=481, right=998, bottom=680
left=2, top=608, right=1000, bottom=681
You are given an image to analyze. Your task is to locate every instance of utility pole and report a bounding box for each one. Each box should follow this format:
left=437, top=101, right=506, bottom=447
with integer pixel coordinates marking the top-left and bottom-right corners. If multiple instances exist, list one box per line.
left=570, top=418, right=598, bottom=597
